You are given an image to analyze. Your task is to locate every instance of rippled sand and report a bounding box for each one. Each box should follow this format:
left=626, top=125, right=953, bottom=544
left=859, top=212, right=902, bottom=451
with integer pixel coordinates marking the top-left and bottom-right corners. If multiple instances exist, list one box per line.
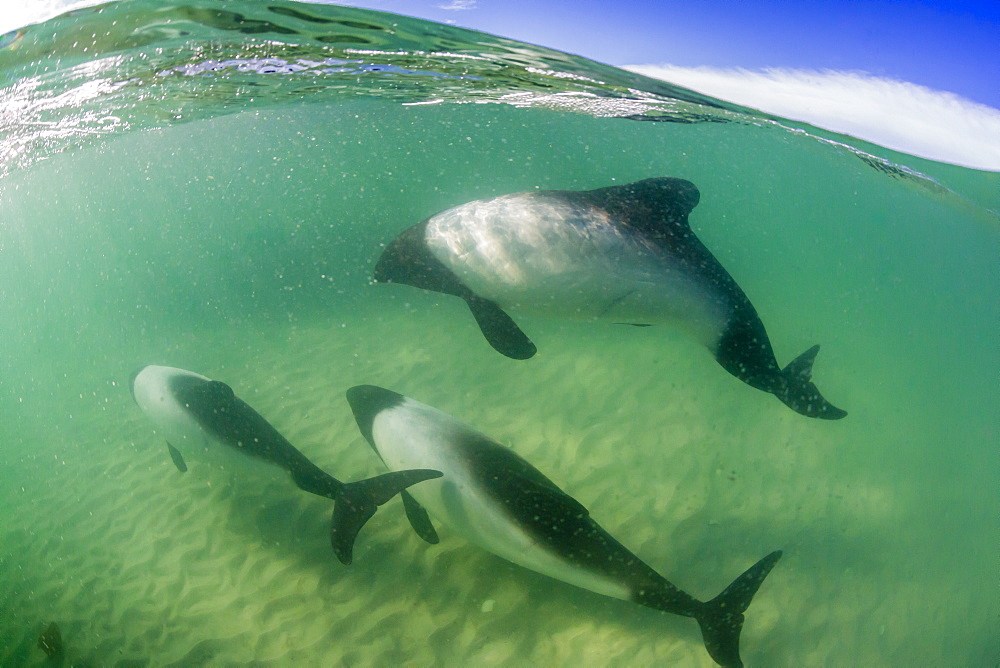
left=0, top=298, right=993, bottom=666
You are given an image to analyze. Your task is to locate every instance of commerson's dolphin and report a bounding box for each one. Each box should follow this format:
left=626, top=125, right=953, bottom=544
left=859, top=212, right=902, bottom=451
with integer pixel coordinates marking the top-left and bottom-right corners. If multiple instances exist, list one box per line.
left=346, top=384, right=782, bottom=668
left=374, top=177, right=845, bottom=419
left=130, top=365, right=441, bottom=564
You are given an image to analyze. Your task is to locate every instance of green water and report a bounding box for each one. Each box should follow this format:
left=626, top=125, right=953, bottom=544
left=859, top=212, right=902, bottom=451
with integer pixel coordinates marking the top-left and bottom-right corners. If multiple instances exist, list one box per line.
left=1, top=1, right=997, bottom=665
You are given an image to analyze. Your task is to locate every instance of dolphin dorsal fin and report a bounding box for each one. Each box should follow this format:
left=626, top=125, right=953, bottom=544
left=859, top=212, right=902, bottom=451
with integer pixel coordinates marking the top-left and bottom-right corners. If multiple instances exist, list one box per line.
left=203, top=380, right=236, bottom=403
left=513, top=473, right=590, bottom=519
left=576, top=177, right=701, bottom=241
left=467, top=435, right=591, bottom=520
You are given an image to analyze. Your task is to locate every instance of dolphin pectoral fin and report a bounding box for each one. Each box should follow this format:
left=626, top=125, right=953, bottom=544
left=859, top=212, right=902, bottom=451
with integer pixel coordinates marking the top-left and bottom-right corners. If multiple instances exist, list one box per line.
left=401, top=490, right=439, bottom=544
left=696, top=550, right=782, bottom=668
left=777, top=345, right=847, bottom=420
left=465, top=296, right=537, bottom=360
left=330, top=469, right=443, bottom=565
left=166, top=442, right=187, bottom=473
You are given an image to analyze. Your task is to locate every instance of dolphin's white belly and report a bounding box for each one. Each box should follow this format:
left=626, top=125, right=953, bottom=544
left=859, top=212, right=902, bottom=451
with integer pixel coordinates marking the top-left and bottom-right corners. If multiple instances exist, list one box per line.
left=370, top=398, right=631, bottom=600
left=425, top=193, right=729, bottom=347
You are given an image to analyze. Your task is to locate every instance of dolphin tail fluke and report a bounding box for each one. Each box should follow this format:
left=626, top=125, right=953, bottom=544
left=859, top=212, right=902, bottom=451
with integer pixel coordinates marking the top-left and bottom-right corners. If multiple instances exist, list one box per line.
left=695, top=550, right=782, bottom=668
left=329, top=469, right=443, bottom=565
left=776, top=345, right=847, bottom=419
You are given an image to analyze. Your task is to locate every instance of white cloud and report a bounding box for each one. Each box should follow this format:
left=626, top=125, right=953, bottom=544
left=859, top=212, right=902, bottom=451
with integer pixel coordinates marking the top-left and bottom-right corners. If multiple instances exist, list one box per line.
left=437, top=0, right=477, bottom=10
left=624, top=64, right=1000, bottom=172
left=0, top=0, right=104, bottom=34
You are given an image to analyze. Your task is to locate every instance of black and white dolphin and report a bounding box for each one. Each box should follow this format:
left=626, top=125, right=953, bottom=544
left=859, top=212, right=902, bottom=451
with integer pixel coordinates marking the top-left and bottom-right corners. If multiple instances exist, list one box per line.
left=373, top=177, right=845, bottom=419
left=130, top=365, right=441, bottom=564
left=346, top=384, right=782, bottom=668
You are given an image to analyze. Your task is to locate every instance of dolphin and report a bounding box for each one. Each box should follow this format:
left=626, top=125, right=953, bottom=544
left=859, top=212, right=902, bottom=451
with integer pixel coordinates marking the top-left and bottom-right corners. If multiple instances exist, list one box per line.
left=346, top=384, right=782, bottom=668
left=130, top=365, right=441, bottom=564
left=373, top=177, right=845, bottom=419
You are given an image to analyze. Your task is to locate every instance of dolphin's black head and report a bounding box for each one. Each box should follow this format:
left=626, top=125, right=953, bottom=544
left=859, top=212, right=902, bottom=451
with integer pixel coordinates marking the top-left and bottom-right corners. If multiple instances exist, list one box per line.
left=346, top=385, right=405, bottom=449
left=373, top=222, right=429, bottom=286
left=374, top=221, right=470, bottom=299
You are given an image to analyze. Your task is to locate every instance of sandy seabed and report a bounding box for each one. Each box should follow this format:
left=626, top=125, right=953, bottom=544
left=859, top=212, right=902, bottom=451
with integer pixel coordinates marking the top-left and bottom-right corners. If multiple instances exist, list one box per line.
left=0, top=298, right=995, bottom=666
